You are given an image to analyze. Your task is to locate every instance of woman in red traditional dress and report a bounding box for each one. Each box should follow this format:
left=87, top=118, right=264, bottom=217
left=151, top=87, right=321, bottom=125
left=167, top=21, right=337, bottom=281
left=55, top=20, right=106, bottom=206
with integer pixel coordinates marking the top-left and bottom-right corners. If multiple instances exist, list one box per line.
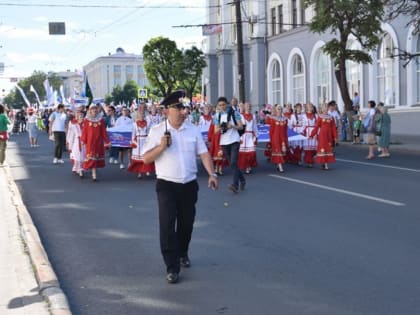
left=263, top=104, right=274, bottom=160
left=128, top=108, right=155, bottom=178
left=198, top=105, right=213, bottom=144
left=238, top=102, right=258, bottom=173
left=269, top=104, right=288, bottom=173
left=302, top=102, right=318, bottom=167
left=309, top=103, right=338, bottom=170
left=80, top=104, right=111, bottom=181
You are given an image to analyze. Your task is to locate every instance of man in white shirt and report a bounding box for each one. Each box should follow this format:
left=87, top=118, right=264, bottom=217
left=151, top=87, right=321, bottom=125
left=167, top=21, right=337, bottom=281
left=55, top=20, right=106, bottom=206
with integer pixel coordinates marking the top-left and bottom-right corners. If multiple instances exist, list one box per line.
left=214, top=96, right=246, bottom=193
left=49, top=104, right=67, bottom=164
left=142, top=90, right=218, bottom=284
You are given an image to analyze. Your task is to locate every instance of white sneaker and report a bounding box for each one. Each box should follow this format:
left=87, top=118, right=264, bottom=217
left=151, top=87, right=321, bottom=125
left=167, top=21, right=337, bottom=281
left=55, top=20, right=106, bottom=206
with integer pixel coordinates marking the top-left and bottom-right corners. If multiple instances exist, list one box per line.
left=53, top=158, right=58, bottom=164
left=58, top=159, right=64, bottom=164
left=120, top=164, right=125, bottom=169
left=114, top=160, right=119, bottom=165
left=109, top=157, right=114, bottom=164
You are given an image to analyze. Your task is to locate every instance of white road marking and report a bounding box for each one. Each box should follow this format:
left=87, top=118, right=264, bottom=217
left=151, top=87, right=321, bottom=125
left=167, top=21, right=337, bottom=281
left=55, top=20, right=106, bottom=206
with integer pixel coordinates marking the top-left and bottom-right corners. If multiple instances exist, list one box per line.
left=336, top=158, right=420, bottom=173
left=269, top=174, right=406, bottom=207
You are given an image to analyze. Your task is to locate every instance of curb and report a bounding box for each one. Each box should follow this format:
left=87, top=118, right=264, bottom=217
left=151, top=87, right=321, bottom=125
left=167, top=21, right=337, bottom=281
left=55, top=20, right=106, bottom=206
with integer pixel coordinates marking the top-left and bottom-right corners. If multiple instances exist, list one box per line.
left=4, top=165, right=72, bottom=315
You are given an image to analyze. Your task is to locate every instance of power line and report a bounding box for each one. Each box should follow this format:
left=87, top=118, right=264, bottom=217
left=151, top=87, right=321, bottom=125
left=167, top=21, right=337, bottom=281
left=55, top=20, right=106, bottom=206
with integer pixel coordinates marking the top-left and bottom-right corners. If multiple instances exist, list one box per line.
left=0, top=2, right=220, bottom=9
left=173, top=21, right=308, bottom=28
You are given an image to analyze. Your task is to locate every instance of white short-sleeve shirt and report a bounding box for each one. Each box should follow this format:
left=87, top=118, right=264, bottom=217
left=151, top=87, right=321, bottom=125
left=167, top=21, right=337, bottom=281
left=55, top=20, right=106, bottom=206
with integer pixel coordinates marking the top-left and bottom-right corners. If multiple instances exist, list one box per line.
left=141, top=120, right=208, bottom=184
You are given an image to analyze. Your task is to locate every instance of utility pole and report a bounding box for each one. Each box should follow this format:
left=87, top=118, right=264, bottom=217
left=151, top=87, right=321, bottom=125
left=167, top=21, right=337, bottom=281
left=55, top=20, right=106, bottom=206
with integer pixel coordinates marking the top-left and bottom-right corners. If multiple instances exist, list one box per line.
left=234, top=0, right=245, bottom=103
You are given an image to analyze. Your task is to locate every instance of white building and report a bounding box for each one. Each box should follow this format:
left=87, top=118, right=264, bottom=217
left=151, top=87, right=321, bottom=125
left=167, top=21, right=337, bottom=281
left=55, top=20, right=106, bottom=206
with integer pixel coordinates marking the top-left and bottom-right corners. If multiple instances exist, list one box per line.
left=56, top=70, right=83, bottom=100
left=83, top=48, right=148, bottom=99
left=203, top=0, right=420, bottom=111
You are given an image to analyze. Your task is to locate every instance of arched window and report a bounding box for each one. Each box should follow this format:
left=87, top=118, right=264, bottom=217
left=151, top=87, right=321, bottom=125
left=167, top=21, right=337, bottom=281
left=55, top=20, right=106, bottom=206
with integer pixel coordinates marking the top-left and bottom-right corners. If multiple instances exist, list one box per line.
left=292, top=55, right=304, bottom=104
left=271, top=60, right=282, bottom=104
left=346, top=41, right=362, bottom=105
left=416, top=35, right=420, bottom=103
left=377, top=33, right=397, bottom=105
left=315, top=51, right=330, bottom=106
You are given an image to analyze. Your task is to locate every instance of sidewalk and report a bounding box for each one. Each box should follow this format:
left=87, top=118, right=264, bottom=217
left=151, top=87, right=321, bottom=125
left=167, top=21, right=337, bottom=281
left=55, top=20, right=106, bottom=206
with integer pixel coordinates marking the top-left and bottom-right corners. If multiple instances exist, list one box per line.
left=0, top=164, right=71, bottom=315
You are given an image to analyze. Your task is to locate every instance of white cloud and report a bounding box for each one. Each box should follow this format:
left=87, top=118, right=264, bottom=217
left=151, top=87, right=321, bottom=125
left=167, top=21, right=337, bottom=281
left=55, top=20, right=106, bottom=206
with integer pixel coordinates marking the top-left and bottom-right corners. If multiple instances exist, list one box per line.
left=33, top=16, right=48, bottom=23
left=7, top=52, right=64, bottom=64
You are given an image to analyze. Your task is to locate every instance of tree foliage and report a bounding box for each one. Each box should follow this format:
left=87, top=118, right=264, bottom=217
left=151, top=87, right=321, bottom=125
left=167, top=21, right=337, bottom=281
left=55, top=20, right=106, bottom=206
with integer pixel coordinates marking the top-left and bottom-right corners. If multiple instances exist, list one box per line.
left=123, top=80, right=139, bottom=104
left=180, top=46, right=207, bottom=100
left=304, top=0, right=384, bottom=111
left=142, top=37, right=183, bottom=97
left=111, top=85, right=124, bottom=105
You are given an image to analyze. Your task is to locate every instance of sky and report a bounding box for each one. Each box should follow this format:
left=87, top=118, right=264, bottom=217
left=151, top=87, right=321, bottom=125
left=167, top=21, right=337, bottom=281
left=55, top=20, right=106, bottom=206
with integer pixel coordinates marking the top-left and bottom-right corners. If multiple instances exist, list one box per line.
left=0, top=0, right=207, bottom=94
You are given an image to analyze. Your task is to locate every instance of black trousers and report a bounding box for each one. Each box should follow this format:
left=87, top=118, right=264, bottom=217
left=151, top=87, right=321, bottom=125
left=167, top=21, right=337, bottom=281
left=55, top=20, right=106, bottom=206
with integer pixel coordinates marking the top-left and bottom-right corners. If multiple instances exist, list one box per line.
left=53, top=131, right=66, bottom=159
left=156, top=179, right=198, bottom=273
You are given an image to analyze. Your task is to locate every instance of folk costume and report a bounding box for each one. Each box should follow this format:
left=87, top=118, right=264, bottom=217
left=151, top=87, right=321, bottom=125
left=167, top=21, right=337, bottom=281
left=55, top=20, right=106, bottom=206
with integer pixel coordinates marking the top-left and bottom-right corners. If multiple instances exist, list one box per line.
left=310, top=113, right=337, bottom=168
left=290, top=111, right=305, bottom=164
left=238, top=112, right=258, bottom=172
left=208, top=119, right=228, bottom=175
left=128, top=119, right=155, bottom=176
left=67, top=117, right=85, bottom=175
left=269, top=115, right=288, bottom=170
left=302, top=112, right=318, bottom=166
left=81, top=112, right=110, bottom=170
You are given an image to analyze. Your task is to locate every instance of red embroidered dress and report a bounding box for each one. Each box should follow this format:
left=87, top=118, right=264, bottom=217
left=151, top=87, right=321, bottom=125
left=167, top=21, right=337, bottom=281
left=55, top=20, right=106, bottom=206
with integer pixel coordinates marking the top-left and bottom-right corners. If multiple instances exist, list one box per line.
left=269, top=115, right=288, bottom=165
left=310, top=114, right=337, bottom=164
left=238, top=113, right=258, bottom=170
left=81, top=115, right=110, bottom=169
left=128, top=120, right=155, bottom=174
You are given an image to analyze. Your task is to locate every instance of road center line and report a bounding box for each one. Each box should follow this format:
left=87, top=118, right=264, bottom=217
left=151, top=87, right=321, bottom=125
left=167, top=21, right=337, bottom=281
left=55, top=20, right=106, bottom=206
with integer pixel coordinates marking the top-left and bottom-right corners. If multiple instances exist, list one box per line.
left=336, top=158, right=420, bottom=173
left=269, top=174, right=406, bottom=207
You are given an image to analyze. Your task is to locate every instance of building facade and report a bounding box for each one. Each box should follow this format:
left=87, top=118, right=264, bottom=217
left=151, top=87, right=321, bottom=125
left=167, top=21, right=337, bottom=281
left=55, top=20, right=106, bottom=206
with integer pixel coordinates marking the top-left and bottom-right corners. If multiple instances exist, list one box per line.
left=204, top=0, right=420, bottom=111
left=83, top=48, right=149, bottom=99
left=56, top=70, right=83, bottom=100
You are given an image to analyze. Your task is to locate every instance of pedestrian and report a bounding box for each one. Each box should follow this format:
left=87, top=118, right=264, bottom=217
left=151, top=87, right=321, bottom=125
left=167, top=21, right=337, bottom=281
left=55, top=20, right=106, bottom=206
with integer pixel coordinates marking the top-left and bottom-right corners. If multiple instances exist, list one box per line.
left=309, top=103, right=338, bottom=170
left=49, top=104, right=68, bottom=164
left=0, top=104, right=11, bottom=167
left=376, top=103, right=391, bottom=157
left=214, top=96, right=246, bottom=193
left=238, top=102, right=258, bottom=174
left=363, top=100, right=377, bottom=160
left=26, top=107, right=39, bottom=147
left=142, top=90, right=218, bottom=284
left=115, top=107, right=133, bottom=169
left=105, top=105, right=119, bottom=165
left=302, top=102, right=318, bottom=167
left=208, top=104, right=228, bottom=175
left=268, top=104, right=288, bottom=172
left=352, top=114, right=362, bottom=144
left=67, top=110, right=85, bottom=177
left=80, top=104, right=111, bottom=181
left=128, top=107, right=155, bottom=178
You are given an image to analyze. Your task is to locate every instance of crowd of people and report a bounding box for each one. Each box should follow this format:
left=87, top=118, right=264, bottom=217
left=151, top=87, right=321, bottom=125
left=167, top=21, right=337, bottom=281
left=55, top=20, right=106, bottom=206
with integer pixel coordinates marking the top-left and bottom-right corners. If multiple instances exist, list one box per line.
left=0, top=96, right=391, bottom=173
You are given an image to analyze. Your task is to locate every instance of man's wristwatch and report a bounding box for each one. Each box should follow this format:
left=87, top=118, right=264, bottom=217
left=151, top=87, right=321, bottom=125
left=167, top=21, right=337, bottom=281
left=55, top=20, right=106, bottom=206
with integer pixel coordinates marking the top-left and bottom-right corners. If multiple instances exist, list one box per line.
left=211, top=173, right=218, bottom=178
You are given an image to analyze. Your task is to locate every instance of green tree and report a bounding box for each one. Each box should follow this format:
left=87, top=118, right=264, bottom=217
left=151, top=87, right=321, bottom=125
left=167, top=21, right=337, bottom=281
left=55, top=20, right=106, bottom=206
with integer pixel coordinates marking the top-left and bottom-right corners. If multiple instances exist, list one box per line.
left=104, top=93, right=113, bottom=105
left=179, top=46, right=207, bottom=100
left=143, top=36, right=183, bottom=97
left=304, top=0, right=384, bottom=113
left=123, top=80, right=139, bottom=104
left=111, top=85, right=124, bottom=105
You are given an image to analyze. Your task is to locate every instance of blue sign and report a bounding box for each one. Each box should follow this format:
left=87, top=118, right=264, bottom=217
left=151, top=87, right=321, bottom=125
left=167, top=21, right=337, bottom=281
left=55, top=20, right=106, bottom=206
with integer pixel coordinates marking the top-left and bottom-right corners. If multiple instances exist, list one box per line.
left=107, top=131, right=132, bottom=147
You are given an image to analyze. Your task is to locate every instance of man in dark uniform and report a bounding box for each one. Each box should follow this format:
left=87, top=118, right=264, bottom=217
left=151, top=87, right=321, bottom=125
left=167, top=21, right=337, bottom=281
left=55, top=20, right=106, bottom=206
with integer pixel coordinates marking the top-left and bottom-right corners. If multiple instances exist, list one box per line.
left=142, top=90, right=218, bottom=284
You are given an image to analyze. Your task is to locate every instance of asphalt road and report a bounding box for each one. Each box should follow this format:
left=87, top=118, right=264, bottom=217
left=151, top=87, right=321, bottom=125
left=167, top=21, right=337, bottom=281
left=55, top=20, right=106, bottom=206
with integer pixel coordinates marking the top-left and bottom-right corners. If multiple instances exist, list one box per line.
left=7, top=132, right=420, bottom=315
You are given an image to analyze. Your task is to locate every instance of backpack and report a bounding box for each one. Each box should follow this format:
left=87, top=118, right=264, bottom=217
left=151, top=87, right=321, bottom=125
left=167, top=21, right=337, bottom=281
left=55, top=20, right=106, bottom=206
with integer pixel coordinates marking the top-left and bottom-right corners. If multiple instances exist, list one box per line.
left=218, top=109, right=245, bottom=136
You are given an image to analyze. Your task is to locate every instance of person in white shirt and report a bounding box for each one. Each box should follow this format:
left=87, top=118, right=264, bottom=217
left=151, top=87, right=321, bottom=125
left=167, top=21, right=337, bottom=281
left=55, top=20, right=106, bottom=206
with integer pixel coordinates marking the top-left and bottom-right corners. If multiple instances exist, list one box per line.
left=26, top=107, right=39, bottom=147
left=115, top=107, right=133, bottom=169
left=49, top=104, right=67, bottom=164
left=142, top=90, right=218, bottom=284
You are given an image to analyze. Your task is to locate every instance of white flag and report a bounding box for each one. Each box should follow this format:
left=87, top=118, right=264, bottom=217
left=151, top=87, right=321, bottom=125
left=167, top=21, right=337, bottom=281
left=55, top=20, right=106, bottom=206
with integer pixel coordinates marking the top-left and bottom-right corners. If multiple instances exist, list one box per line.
left=29, top=85, right=42, bottom=108
left=43, top=79, right=53, bottom=106
left=15, top=84, right=30, bottom=106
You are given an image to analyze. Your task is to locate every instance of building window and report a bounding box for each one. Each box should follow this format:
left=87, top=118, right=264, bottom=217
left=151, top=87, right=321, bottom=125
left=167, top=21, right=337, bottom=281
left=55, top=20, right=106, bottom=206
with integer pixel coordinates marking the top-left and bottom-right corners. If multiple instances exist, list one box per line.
left=377, top=32, right=396, bottom=105
left=315, top=51, right=330, bottom=106
left=292, top=0, right=298, bottom=29
left=278, top=5, right=283, bottom=33
left=346, top=41, right=361, bottom=106
left=271, top=7, right=276, bottom=35
left=271, top=60, right=282, bottom=105
left=113, top=65, right=121, bottom=86
left=292, top=54, right=304, bottom=104
left=125, top=65, right=133, bottom=81
left=416, top=35, right=420, bottom=103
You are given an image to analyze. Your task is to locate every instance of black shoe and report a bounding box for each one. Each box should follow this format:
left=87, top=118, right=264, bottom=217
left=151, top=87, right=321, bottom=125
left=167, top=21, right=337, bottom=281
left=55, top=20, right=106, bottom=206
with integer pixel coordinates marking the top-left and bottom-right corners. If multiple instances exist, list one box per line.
left=166, top=272, right=179, bottom=284
left=180, top=256, right=191, bottom=268
left=240, top=180, right=246, bottom=191
left=228, top=184, right=238, bottom=194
